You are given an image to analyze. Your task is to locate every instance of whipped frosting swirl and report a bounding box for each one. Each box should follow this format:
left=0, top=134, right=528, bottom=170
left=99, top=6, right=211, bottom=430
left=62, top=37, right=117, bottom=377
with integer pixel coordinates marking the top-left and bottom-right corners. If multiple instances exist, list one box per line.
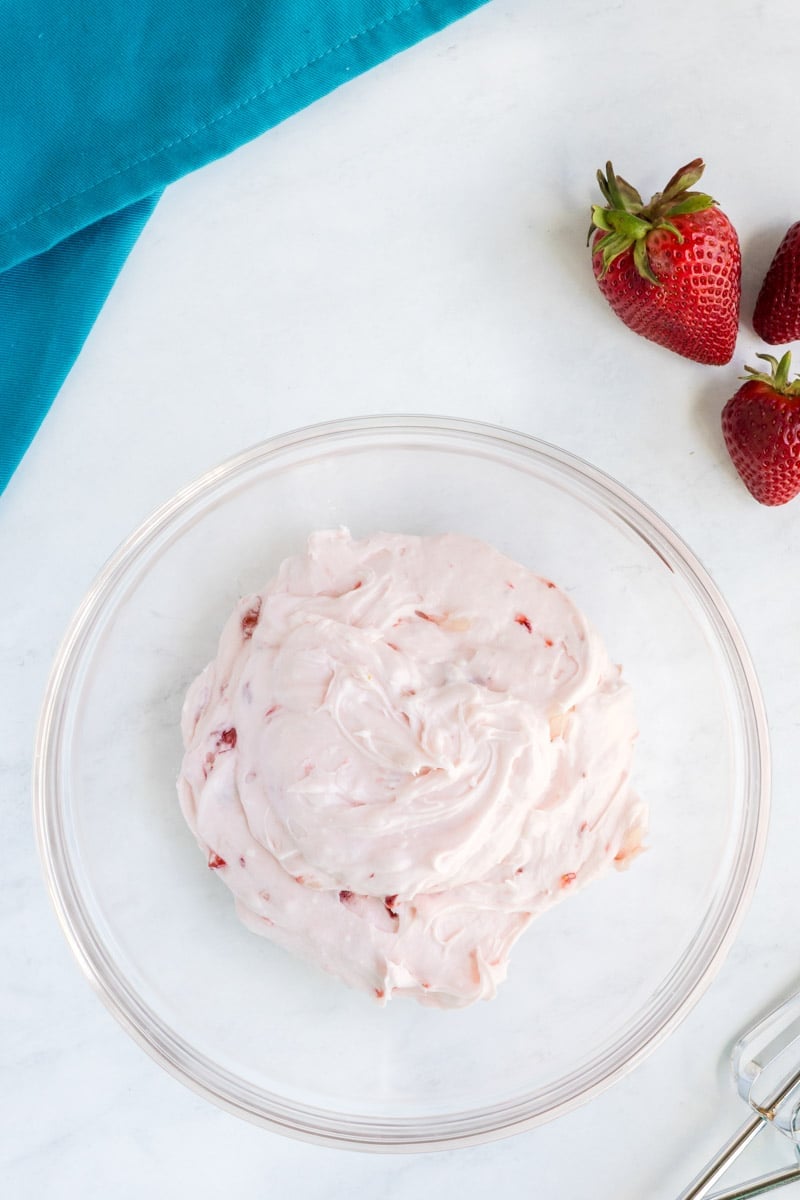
left=178, top=529, right=644, bottom=1007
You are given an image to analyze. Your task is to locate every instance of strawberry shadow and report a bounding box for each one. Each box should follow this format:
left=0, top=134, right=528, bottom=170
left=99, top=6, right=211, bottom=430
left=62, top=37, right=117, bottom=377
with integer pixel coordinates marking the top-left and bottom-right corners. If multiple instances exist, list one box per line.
left=740, top=221, right=791, bottom=336
left=542, top=193, right=620, bottom=318
left=690, top=369, right=743, bottom=489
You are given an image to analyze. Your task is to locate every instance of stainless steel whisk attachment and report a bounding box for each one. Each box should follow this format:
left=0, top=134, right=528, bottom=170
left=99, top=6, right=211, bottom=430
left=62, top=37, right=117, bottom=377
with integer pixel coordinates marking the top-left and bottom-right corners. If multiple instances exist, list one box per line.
left=677, top=989, right=800, bottom=1200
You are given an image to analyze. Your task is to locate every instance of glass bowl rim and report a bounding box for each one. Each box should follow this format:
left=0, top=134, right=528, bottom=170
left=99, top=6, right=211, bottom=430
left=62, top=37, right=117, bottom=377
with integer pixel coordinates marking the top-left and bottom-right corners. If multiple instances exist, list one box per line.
left=33, top=413, right=771, bottom=1151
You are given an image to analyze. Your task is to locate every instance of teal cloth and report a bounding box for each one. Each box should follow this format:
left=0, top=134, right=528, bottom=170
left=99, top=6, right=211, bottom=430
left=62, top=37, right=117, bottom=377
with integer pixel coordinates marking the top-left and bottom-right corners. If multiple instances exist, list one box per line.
left=0, top=0, right=486, bottom=494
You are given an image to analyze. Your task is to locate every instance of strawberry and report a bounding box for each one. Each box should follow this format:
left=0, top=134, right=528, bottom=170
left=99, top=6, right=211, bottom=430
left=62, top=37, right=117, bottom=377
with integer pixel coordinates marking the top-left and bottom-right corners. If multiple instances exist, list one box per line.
left=752, top=221, right=800, bottom=344
left=590, top=159, right=740, bottom=364
left=721, top=351, right=800, bottom=506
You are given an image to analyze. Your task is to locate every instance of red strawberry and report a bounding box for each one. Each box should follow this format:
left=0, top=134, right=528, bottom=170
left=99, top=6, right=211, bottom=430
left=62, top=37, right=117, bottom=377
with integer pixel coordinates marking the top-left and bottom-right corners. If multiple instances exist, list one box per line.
left=590, top=159, right=740, bottom=364
left=752, top=221, right=800, bottom=344
left=721, top=351, right=800, bottom=505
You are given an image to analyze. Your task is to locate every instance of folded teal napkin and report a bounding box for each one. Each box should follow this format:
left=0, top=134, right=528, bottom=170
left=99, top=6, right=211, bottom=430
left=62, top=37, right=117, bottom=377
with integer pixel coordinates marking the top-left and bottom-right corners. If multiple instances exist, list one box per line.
left=0, top=0, right=486, bottom=494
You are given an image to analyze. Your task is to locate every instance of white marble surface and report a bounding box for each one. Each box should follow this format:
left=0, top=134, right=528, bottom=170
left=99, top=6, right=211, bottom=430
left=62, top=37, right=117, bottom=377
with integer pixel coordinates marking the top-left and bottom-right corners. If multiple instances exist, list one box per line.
left=4, top=0, right=800, bottom=1195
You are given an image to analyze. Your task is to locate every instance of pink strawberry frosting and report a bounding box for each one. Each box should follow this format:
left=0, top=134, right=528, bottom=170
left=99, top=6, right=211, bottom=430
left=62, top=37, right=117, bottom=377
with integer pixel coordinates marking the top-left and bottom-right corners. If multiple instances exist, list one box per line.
left=177, top=529, right=644, bottom=1008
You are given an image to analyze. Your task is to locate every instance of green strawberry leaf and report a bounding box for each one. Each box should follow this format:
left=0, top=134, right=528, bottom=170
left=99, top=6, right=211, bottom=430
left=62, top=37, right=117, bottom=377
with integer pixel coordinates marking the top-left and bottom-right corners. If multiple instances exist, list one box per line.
left=661, top=159, right=706, bottom=200
left=603, top=162, right=626, bottom=210
left=596, top=169, right=613, bottom=206
left=633, top=237, right=661, bottom=285
left=606, top=210, right=652, bottom=239
left=614, top=175, right=644, bottom=210
left=594, top=231, right=630, bottom=276
left=655, top=220, right=684, bottom=242
left=667, top=193, right=716, bottom=215
left=591, top=206, right=614, bottom=233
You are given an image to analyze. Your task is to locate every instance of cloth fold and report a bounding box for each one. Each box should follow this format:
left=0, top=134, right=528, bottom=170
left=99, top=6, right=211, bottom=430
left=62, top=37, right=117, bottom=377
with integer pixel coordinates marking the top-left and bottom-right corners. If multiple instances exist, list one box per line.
left=0, top=0, right=487, bottom=493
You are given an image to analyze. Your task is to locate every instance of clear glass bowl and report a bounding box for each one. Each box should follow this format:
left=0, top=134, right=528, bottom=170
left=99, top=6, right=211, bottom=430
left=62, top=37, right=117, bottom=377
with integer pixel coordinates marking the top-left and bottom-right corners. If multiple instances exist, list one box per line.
left=34, top=415, right=770, bottom=1151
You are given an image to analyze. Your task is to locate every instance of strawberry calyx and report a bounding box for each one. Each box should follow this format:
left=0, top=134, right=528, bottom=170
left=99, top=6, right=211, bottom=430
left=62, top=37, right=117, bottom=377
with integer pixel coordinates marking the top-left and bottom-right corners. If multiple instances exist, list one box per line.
left=590, top=158, right=717, bottom=283
left=741, top=351, right=800, bottom=396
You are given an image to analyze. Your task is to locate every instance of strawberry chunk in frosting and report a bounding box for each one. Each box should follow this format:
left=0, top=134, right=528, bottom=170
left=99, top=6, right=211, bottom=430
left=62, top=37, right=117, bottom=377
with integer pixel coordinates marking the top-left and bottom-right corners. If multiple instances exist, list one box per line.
left=177, top=529, right=645, bottom=1008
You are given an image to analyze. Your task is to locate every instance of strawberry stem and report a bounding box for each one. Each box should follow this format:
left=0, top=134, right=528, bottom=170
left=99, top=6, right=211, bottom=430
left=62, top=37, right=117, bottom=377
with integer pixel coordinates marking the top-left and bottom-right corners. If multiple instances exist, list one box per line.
left=741, top=351, right=800, bottom=396
left=591, top=158, right=717, bottom=282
